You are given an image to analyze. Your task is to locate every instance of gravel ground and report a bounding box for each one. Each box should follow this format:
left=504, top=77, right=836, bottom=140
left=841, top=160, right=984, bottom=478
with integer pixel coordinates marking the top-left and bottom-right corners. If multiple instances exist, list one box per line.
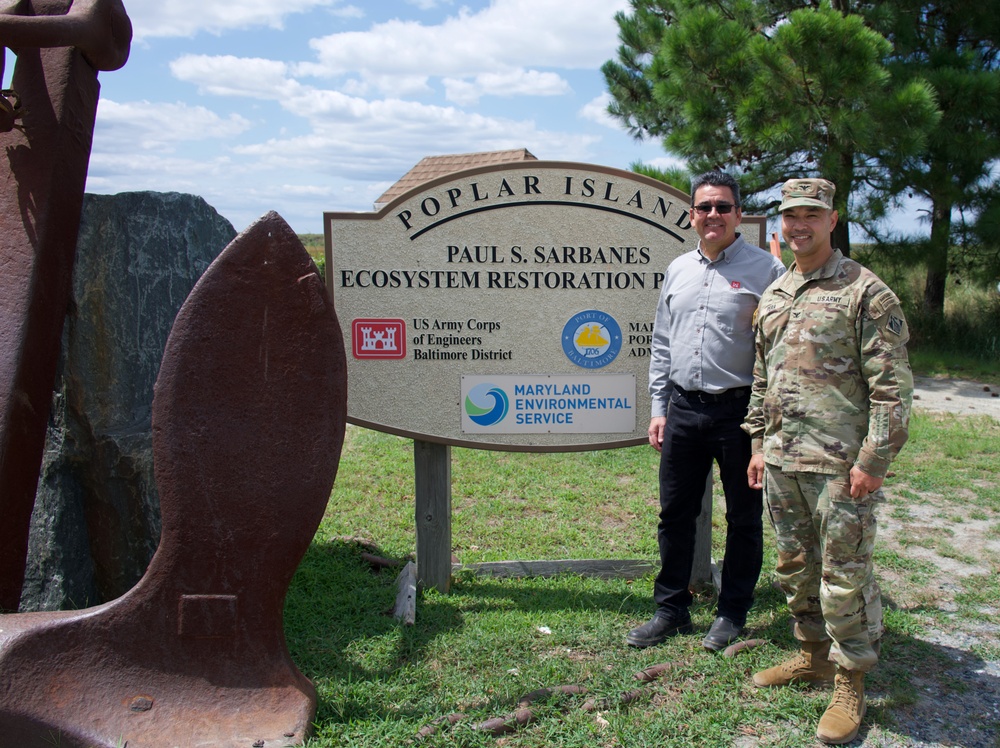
left=840, top=377, right=1000, bottom=748
left=910, top=376, right=1000, bottom=422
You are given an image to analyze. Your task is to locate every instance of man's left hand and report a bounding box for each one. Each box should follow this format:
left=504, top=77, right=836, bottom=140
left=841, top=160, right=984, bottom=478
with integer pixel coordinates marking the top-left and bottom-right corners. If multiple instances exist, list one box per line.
left=849, top=466, right=883, bottom=499
left=747, top=454, right=765, bottom=490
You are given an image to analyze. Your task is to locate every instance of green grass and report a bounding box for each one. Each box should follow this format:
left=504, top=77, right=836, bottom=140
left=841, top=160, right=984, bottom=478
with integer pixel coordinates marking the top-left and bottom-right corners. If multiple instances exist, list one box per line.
left=891, top=414, right=1000, bottom=510
left=281, top=407, right=1000, bottom=747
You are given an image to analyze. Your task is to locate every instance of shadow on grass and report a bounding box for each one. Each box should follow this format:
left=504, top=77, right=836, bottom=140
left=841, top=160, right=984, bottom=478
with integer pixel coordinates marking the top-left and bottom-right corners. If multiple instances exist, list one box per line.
left=283, top=542, right=999, bottom=745
left=863, top=606, right=1000, bottom=746
left=744, top=585, right=1000, bottom=747
left=284, top=538, right=659, bottom=665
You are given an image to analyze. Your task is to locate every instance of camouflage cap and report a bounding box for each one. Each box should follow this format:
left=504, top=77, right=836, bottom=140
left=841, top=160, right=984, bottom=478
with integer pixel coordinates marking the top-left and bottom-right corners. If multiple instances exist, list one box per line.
left=778, top=178, right=836, bottom=211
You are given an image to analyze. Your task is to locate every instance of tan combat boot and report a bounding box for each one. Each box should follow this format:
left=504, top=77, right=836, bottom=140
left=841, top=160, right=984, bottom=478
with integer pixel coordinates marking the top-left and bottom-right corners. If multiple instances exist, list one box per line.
left=752, top=639, right=836, bottom=687
left=816, top=667, right=866, bottom=744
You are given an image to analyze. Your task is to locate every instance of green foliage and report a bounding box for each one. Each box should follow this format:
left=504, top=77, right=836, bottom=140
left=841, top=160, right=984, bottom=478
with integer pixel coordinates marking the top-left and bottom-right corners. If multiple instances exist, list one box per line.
left=961, top=184, right=1000, bottom=284
left=629, top=160, right=691, bottom=193
left=298, top=233, right=324, bottom=256
left=856, top=241, right=1000, bottom=373
left=603, top=0, right=940, bottom=252
left=868, top=0, right=1000, bottom=317
left=905, top=296, right=1000, bottom=373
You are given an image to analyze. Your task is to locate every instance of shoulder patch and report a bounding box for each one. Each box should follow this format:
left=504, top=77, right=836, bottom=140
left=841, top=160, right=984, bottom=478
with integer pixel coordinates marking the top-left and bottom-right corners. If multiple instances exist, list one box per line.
left=886, top=314, right=904, bottom=336
left=868, top=288, right=901, bottom=318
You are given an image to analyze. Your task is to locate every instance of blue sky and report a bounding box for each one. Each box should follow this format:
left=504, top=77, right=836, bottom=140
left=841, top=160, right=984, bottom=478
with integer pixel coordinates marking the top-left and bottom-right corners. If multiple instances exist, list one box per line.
left=65, top=0, right=681, bottom=234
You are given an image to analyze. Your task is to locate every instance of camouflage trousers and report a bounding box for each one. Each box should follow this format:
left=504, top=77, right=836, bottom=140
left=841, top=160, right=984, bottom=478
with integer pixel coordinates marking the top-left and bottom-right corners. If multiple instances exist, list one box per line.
left=763, top=465, right=883, bottom=671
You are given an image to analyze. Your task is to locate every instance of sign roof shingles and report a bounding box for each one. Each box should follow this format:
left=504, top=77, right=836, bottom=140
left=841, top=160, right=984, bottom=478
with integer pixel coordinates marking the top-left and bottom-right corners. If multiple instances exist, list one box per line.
left=374, top=148, right=537, bottom=208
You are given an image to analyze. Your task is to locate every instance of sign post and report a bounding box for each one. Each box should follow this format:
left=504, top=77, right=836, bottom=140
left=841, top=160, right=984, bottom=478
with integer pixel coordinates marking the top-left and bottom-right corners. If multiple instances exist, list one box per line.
left=414, top=440, right=452, bottom=593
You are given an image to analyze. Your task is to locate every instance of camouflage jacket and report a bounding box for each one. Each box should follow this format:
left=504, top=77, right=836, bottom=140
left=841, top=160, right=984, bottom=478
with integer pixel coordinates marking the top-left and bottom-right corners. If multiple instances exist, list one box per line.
left=743, top=249, right=912, bottom=477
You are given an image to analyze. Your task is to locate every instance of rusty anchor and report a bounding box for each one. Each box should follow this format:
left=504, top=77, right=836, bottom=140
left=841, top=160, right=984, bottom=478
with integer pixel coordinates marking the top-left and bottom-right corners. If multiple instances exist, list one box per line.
left=0, top=212, right=348, bottom=747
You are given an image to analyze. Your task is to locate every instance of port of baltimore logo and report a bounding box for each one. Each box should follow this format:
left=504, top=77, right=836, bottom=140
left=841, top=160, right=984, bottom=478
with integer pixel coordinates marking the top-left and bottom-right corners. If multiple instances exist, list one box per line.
left=561, top=310, right=622, bottom=369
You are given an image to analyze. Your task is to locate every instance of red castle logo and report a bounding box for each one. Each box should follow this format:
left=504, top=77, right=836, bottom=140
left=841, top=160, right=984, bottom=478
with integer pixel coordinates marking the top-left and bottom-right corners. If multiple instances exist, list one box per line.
left=352, top=318, right=406, bottom=360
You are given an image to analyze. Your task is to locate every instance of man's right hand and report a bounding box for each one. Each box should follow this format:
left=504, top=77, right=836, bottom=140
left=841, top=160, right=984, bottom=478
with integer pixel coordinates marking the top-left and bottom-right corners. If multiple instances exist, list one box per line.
left=648, top=416, right=666, bottom=452
left=747, top=454, right=765, bottom=489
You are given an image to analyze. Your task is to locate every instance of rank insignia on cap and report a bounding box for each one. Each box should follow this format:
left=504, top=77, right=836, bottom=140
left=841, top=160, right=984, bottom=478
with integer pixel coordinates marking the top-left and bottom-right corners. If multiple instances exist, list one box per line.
left=778, top=178, right=836, bottom=211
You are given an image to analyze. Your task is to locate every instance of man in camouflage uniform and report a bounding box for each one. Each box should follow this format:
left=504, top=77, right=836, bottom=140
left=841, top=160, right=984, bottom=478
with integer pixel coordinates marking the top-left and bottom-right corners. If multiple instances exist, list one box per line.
left=743, top=178, right=912, bottom=745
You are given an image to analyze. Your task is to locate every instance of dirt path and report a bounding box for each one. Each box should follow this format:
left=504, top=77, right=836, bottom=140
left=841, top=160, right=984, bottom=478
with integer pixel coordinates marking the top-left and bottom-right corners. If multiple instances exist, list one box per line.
left=860, top=376, right=1000, bottom=747
left=912, top=375, right=1000, bottom=421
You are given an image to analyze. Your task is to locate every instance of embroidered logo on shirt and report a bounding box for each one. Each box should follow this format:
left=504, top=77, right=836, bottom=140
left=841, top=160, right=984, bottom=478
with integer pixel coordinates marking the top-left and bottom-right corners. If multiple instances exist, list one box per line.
left=731, top=281, right=741, bottom=290
left=887, top=314, right=904, bottom=335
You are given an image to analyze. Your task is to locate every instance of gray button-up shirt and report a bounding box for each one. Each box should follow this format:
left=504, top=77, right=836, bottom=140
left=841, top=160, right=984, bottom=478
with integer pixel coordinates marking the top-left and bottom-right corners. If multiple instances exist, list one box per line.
left=649, top=234, right=786, bottom=417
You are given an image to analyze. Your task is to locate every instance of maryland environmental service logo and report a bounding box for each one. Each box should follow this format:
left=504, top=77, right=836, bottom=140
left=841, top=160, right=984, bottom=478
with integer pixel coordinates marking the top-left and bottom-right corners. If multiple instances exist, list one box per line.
left=464, top=382, right=510, bottom=426
left=561, top=310, right=622, bottom=369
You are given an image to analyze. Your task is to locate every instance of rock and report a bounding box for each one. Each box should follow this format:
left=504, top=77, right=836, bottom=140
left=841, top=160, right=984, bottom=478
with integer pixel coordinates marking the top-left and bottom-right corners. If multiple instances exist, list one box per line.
left=20, top=192, right=236, bottom=612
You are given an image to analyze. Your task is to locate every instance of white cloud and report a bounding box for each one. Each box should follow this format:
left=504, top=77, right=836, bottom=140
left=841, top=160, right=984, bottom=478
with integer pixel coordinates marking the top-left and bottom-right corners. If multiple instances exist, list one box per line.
left=170, top=55, right=297, bottom=98
left=277, top=184, right=335, bottom=197
left=164, top=57, right=577, bottom=154
left=444, top=69, right=570, bottom=106
left=302, top=0, right=629, bottom=87
left=405, top=0, right=453, bottom=9
left=339, top=74, right=434, bottom=98
left=223, top=84, right=600, bottom=180
left=580, top=93, right=618, bottom=129
left=331, top=5, right=366, bottom=19
left=94, top=99, right=252, bottom=151
left=125, top=0, right=340, bottom=41
left=87, top=151, right=233, bottom=189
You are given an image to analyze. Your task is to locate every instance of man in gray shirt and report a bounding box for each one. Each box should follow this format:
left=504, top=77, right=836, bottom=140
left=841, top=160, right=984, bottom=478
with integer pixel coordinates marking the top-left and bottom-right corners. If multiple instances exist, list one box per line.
left=627, top=171, right=786, bottom=650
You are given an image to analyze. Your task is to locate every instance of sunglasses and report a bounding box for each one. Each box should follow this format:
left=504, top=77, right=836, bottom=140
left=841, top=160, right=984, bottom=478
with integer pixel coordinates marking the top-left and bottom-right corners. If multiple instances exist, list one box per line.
left=692, top=203, right=737, bottom=215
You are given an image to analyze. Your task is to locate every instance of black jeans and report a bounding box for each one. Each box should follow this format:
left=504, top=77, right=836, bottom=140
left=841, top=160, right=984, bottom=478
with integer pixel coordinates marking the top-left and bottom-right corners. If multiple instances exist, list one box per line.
left=653, top=386, right=763, bottom=626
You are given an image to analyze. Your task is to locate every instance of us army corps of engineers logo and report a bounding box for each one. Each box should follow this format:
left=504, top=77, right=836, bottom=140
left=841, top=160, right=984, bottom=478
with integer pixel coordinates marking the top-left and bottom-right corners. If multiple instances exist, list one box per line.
left=561, top=309, right=622, bottom=369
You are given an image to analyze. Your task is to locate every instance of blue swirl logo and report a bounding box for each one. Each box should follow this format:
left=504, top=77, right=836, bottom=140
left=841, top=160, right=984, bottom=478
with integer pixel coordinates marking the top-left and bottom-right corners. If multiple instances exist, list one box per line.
left=465, top=383, right=510, bottom=426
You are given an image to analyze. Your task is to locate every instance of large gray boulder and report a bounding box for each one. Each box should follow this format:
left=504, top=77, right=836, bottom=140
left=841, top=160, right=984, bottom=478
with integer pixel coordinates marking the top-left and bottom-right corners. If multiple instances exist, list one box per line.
left=20, top=192, right=236, bottom=612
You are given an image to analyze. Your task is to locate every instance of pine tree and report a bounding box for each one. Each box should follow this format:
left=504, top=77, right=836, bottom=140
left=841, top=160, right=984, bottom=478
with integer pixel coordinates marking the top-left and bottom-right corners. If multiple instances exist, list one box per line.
left=602, top=0, right=941, bottom=255
left=868, top=0, right=1000, bottom=317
